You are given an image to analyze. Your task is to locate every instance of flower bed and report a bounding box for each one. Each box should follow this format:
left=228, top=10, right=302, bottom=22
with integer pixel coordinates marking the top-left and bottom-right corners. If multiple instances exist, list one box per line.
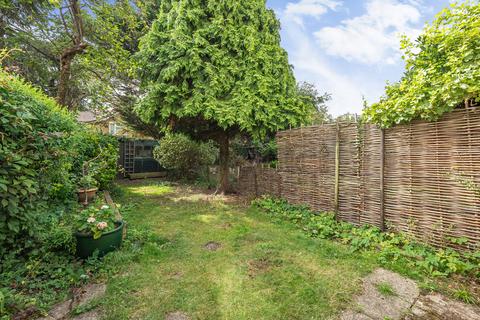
left=253, top=197, right=480, bottom=279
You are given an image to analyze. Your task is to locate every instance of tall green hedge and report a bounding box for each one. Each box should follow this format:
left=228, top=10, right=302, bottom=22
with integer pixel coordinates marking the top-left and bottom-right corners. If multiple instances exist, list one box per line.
left=0, top=70, right=118, bottom=257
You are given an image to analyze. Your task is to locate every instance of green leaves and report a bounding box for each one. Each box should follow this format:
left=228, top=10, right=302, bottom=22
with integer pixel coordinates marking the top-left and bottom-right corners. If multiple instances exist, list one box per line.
left=0, top=69, right=117, bottom=258
left=153, top=133, right=217, bottom=179
left=254, top=197, right=480, bottom=278
left=136, top=0, right=312, bottom=140
left=0, top=70, right=73, bottom=256
left=364, top=2, right=480, bottom=128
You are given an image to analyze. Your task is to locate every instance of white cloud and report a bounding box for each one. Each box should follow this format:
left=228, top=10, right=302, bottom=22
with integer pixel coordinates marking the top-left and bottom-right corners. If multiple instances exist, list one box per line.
left=314, top=0, right=422, bottom=64
left=285, top=0, right=342, bottom=26
left=279, top=12, right=371, bottom=116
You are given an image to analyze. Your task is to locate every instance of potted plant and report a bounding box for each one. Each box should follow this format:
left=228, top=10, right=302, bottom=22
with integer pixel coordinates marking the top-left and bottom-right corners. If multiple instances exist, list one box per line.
left=77, top=173, right=98, bottom=204
left=74, top=204, right=124, bottom=258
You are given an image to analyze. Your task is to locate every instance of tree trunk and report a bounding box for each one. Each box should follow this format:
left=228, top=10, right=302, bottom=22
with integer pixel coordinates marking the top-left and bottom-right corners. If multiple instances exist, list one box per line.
left=57, top=54, right=73, bottom=108
left=218, top=133, right=230, bottom=194
left=56, top=0, right=86, bottom=109
left=56, top=43, right=86, bottom=108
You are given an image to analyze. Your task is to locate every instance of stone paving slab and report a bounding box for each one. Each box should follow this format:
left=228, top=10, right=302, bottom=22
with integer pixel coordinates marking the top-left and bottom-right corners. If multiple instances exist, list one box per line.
left=339, top=268, right=420, bottom=320
left=71, top=283, right=106, bottom=308
left=36, top=283, right=106, bottom=320
left=357, top=268, right=419, bottom=320
left=340, top=310, right=373, bottom=320
left=71, top=310, right=102, bottom=320
left=339, top=268, right=480, bottom=320
left=165, top=311, right=191, bottom=320
left=405, top=293, right=480, bottom=320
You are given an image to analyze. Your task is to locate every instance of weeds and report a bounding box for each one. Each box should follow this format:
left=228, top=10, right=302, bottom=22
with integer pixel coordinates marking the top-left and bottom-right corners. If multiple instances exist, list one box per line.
left=376, top=282, right=397, bottom=297
left=253, top=197, right=480, bottom=279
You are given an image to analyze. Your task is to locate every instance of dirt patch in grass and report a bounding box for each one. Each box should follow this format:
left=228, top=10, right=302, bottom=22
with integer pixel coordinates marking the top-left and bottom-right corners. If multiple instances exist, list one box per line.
left=165, top=311, right=190, bottom=320
left=169, top=271, right=184, bottom=280
left=219, top=222, right=233, bottom=229
left=247, top=258, right=279, bottom=278
left=203, top=241, right=222, bottom=251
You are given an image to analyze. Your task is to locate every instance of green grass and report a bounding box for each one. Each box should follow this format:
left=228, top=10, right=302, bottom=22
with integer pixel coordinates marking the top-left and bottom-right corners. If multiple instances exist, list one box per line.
left=99, top=180, right=381, bottom=319
left=376, top=282, right=397, bottom=297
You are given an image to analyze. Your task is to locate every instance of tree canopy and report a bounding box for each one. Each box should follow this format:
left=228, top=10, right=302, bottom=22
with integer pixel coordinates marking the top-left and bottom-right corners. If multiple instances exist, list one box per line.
left=136, top=0, right=311, bottom=139
left=136, top=0, right=312, bottom=192
left=296, top=81, right=331, bottom=125
left=364, top=2, right=480, bottom=128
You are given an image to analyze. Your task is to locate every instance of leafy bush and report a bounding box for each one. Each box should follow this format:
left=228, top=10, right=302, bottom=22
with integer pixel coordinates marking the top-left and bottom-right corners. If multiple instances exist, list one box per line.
left=253, top=197, right=480, bottom=278
left=153, top=133, right=217, bottom=179
left=0, top=70, right=78, bottom=256
left=69, top=130, right=119, bottom=190
left=231, top=136, right=278, bottom=165
left=0, top=70, right=120, bottom=318
left=0, top=214, right=162, bottom=318
left=0, top=70, right=118, bottom=255
left=364, top=2, right=480, bottom=127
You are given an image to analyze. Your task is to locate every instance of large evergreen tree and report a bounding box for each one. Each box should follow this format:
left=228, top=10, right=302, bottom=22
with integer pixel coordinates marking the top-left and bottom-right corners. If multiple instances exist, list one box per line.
left=136, top=0, right=311, bottom=192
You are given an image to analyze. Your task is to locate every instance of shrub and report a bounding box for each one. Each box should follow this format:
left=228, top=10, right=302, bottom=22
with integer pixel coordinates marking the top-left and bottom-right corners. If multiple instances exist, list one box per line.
left=0, top=69, right=118, bottom=257
left=75, top=204, right=117, bottom=239
left=153, top=133, right=217, bottom=179
left=0, top=70, right=78, bottom=256
left=69, top=129, right=119, bottom=190
left=0, top=69, right=120, bottom=317
left=364, top=2, right=480, bottom=128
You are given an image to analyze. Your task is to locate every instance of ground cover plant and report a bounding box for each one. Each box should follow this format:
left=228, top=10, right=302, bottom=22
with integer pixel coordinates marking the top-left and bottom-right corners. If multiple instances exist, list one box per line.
left=253, top=197, right=480, bottom=303
left=0, top=186, right=164, bottom=318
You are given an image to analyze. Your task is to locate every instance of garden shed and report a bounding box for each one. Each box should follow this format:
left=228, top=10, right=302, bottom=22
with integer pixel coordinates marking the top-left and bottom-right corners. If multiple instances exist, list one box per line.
left=118, top=138, right=162, bottom=177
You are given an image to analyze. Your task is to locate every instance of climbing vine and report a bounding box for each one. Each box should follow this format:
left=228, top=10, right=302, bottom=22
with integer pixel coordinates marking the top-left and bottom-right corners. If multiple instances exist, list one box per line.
left=364, top=2, right=480, bottom=128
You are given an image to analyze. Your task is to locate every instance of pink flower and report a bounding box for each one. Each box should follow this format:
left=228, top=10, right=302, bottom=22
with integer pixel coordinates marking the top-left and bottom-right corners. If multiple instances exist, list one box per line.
left=87, top=217, right=96, bottom=223
left=96, top=221, right=108, bottom=230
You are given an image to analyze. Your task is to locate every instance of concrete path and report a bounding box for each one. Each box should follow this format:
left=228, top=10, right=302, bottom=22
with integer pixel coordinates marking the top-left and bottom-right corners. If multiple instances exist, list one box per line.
left=37, top=283, right=106, bottom=320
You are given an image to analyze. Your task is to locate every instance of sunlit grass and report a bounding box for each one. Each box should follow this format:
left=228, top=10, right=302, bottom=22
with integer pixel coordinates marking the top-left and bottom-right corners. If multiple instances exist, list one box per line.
left=102, top=180, right=379, bottom=319
left=124, top=182, right=174, bottom=197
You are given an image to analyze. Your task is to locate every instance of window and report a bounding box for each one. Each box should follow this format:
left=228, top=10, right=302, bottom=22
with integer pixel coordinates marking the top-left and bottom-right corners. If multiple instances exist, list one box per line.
left=108, top=122, right=123, bottom=135
left=135, top=145, right=153, bottom=158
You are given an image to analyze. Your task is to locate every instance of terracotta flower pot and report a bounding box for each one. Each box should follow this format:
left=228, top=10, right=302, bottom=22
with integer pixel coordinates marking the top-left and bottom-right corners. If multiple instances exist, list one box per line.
left=77, top=187, right=98, bottom=204
left=75, top=221, right=124, bottom=259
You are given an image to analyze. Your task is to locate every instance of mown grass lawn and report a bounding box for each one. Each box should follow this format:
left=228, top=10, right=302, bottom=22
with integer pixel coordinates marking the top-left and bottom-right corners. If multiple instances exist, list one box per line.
left=100, top=179, right=380, bottom=320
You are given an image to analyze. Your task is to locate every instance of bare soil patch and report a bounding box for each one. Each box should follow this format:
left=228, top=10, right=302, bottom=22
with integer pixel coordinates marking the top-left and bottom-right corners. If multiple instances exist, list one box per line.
left=247, top=258, right=275, bottom=278
left=203, top=241, right=221, bottom=251
left=165, top=311, right=190, bottom=320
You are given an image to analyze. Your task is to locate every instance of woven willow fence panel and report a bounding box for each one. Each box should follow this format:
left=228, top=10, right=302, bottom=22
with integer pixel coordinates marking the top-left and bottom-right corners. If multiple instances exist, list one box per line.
left=238, top=108, right=480, bottom=248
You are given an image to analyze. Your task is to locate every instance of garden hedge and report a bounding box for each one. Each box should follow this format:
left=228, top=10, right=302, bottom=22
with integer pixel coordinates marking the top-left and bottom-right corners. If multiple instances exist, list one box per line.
left=0, top=70, right=118, bottom=257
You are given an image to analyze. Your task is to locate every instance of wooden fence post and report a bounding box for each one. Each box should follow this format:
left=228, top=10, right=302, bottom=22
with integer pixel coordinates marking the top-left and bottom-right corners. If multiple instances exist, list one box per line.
left=253, top=162, right=258, bottom=197
left=380, top=128, right=386, bottom=231
left=334, top=122, right=340, bottom=215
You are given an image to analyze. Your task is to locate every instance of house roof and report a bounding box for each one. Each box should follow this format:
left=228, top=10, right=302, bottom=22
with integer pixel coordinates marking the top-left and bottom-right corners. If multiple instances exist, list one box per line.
left=77, top=111, right=116, bottom=123
left=77, top=111, right=97, bottom=123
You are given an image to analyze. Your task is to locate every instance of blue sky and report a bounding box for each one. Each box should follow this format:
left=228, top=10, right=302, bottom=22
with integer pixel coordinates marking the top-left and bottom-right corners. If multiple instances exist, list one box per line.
left=265, top=0, right=455, bottom=116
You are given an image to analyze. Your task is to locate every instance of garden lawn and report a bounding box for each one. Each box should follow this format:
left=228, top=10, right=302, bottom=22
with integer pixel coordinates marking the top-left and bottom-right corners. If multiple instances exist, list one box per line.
left=101, top=180, right=379, bottom=320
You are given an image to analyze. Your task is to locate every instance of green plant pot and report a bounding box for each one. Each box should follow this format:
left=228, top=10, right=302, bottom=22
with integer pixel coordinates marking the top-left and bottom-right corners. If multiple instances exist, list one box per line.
left=75, top=221, right=124, bottom=259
